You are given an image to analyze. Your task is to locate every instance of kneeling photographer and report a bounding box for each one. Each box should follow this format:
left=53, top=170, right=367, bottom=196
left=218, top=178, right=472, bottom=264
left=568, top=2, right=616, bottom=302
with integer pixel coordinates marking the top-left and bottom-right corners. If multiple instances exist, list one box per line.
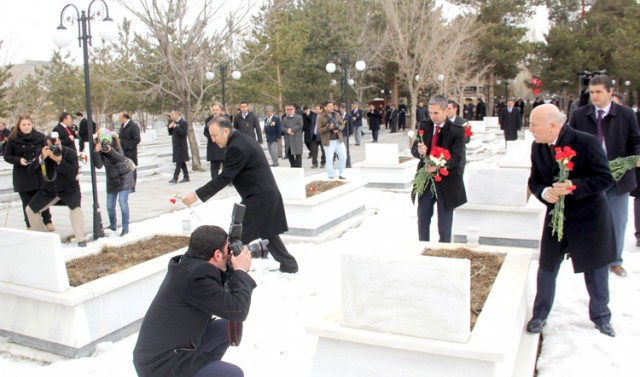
left=26, top=132, right=86, bottom=247
left=133, top=225, right=256, bottom=377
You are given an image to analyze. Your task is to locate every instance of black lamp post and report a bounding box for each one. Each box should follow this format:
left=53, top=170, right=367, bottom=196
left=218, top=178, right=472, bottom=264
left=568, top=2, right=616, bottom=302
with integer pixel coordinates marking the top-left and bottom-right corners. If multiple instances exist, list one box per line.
left=205, top=64, right=241, bottom=112
left=326, top=53, right=366, bottom=169
left=53, top=0, right=118, bottom=240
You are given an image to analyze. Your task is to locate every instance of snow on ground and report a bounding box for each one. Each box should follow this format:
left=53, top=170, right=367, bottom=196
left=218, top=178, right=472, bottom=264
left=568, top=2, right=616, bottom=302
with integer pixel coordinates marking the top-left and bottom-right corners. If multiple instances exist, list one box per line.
left=1, top=188, right=638, bottom=376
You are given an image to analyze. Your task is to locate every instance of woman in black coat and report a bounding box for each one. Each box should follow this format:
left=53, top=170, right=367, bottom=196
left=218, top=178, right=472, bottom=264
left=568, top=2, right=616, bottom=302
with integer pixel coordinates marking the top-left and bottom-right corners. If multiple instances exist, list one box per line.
left=94, top=129, right=135, bottom=236
left=367, top=104, right=382, bottom=142
left=3, top=115, right=53, bottom=230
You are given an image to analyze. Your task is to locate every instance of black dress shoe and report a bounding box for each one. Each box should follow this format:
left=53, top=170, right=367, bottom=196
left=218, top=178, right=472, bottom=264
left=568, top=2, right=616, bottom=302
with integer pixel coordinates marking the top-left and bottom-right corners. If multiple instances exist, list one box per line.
left=168, top=179, right=178, bottom=183
left=180, top=178, right=190, bottom=183
left=120, top=228, right=129, bottom=237
left=595, top=323, right=616, bottom=337
left=526, top=318, right=546, bottom=334
left=279, top=263, right=299, bottom=273
left=339, top=176, right=346, bottom=180
left=77, top=241, right=87, bottom=248
left=312, top=164, right=318, bottom=168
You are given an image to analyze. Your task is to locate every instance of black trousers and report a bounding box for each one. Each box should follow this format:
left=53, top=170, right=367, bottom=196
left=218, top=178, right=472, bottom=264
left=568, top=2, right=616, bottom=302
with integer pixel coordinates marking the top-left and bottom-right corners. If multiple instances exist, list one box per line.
left=532, top=252, right=611, bottom=326
left=173, top=162, right=189, bottom=180
left=192, top=319, right=243, bottom=377
left=310, top=137, right=326, bottom=166
left=209, top=160, right=222, bottom=180
left=287, top=151, right=302, bottom=168
left=417, top=186, right=453, bottom=242
left=18, top=191, right=52, bottom=227
left=266, top=235, right=298, bottom=268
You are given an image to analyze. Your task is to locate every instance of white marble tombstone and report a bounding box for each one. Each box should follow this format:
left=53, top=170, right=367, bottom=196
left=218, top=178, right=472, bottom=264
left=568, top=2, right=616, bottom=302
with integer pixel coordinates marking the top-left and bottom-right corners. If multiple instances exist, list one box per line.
left=483, top=116, right=500, bottom=129
left=464, top=165, right=529, bottom=206
left=365, top=143, right=399, bottom=165
left=0, top=228, right=70, bottom=292
left=271, top=167, right=306, bottom=200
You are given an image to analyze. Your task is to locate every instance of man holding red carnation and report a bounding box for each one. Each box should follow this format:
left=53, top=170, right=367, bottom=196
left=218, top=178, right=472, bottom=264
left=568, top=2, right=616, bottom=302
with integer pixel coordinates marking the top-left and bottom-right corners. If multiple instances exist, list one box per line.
left=411, top=96, right=467, bottom=242
left=527, top=104, right=616, bottom=337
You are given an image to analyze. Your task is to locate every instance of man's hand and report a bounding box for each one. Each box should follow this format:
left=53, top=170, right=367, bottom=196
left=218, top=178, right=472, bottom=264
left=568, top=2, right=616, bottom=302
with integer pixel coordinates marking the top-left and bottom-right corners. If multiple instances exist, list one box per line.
left=425, top=165, right=437, bottom=173
left=94, top=143, right=102, bottom=153
left=552, top=180, right=575, bottom=197
left=231, top=247, right=252, bottom=272
left=636, top=159, right=640, bottom=168
left=544, top=187, right=560, bottom=204
left=69, top=135, right=74, bottom=141
left=41, top=147, right=52, bottom=159
left=182, top=192, right=198, bottom=206
left=49, top=153, right=63, bottom=164
left=287, top=128, right=293, bottom=135
left=417, top=142, right=427, bottom=156
left=19, top=158, right=28, bottom=166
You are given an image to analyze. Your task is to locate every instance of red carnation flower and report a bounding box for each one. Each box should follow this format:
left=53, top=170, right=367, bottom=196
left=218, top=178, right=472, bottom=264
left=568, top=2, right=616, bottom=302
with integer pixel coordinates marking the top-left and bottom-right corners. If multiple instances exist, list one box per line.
left=568, top=184, right=577, bottom=191
left=169, top=198, right=177, bottom=204
left=439, top=168, right=449, bottom=176
left=418, top=129, right=424, bottom=136
left=434, top=175, right=442, bottom=182
left=311, top=187, right=317, bottom=191
left=566, top=161, right=574, bottom=171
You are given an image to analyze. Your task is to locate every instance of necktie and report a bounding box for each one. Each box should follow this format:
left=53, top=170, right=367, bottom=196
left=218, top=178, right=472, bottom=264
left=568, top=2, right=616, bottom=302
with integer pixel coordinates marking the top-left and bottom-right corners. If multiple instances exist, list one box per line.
left=63, top=125, right=72, bottom=136
left=596, top=109, right=604, bottom=145
left=431, top=125, right=441, bottom=152
left=549, top=143, right=555, bottom=159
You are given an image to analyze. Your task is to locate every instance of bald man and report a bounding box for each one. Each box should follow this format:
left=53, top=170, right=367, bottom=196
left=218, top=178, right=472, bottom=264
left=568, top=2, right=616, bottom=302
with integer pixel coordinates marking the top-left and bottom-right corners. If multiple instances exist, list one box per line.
left=526, top=104, right=616, bottom=337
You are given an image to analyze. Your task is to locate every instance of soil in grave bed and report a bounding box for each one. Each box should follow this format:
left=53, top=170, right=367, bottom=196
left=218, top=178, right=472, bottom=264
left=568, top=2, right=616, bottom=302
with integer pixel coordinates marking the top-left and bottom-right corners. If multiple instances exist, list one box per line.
left=306, top=180, right=346, bottom=197
left=66, top=235, right=190, bottom=287
left=422, top=247, right=505, bottom=330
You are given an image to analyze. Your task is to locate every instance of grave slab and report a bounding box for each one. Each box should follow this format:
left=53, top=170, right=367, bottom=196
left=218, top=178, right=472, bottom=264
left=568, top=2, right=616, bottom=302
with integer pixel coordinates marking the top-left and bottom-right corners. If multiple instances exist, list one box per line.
left=272, top=167, right=306, bottom=200
left=464, top=166, right=529, bottom=206
left=484, top=117, right=500, bottom=129
left=364, top=143, right=398, bottom=165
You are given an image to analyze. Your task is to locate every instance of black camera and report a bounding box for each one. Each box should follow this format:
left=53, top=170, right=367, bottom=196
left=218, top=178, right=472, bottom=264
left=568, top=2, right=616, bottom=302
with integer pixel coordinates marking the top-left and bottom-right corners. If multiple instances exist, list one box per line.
left=47, top=132, right=62, bottom=157
left=101, top=140, right=110, bottom=152
left=227, top=203, right=269, bottom=260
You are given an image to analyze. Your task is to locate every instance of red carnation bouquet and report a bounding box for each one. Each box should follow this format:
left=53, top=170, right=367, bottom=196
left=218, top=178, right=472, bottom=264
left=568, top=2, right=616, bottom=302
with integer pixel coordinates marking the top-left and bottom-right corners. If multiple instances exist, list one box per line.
left=549, top=146, right=577, bottom=241
left=464, top=123, right=473, bottom=138
left=412, top=129, right=451, bottom=202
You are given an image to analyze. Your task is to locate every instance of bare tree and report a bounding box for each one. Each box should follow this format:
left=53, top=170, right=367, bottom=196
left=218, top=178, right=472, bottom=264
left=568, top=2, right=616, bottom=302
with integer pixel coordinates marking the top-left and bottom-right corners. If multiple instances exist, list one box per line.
left=379, top=0, right=484, bottom=129
left=116, top=0, right=252, bottom=171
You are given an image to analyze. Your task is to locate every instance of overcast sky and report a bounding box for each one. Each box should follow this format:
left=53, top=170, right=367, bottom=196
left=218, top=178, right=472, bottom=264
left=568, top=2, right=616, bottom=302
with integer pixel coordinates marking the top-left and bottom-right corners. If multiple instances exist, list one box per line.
left=0, top=0, right=546, bottom=66
left=0, top=0, right=261, bottom=65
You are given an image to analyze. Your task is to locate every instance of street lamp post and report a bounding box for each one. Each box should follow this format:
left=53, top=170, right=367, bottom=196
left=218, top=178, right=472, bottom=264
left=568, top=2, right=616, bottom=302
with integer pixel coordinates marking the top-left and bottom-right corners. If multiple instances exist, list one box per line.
left=53, top=0, right=117, bottom=241
left=205, top=64, right=241, bottom=112
left=326, top=53, right=366, bottom=169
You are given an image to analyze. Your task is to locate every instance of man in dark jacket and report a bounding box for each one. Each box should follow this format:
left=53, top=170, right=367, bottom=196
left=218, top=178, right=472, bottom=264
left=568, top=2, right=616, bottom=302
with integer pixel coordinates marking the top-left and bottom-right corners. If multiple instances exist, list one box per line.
left=183, top=116, right=299, bottom=273
left=302, top=105, right=314, bottom=156
left=462, top=98, right=474, bottom=121
left=474, top=98, right=486, bottom=120
left=232, top=102, right=263, bottom=144
left=133, top=225, right=256, bottom=377
left=25, top=136, right=86, bottom=247
left=526, top=104, right=616, bottom=337
left=204, top=104, right=227, bottom=179
left=569, top=75, right=640, bottom=277
left=75, top=112, right=95, bottom=152
left=351, top=102, right=364, bottom=146
left=118, top=111, right=141, bottom=189
left=263, top=105, right=282, bottom=167
left=53, top=112, right=77, bottom=151
left=0, top=121, right=11, bottom=155
left=309, top=104, right=326, bottom=168
left=415, top=100, right=428, bottom=127
left=499, top=99, right=522, bottom=144
left=411, top=96, right=467, bottom=242
left=168, top=110, right=190, bottom=183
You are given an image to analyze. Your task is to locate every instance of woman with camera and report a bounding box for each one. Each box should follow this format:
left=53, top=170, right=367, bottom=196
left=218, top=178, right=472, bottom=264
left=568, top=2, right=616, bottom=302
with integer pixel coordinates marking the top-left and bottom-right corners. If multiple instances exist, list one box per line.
left=3, top=115, right=54, bottom=231
left=94, top=128, right=134, bottom=237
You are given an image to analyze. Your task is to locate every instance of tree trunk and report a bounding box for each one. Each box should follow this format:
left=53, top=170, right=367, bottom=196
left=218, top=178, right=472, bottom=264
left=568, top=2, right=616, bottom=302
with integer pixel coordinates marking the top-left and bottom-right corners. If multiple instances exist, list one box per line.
left=409, top=86, right=418, bottom=130
left=184, top=102, right=202, bottom=171
left=488, top=70, right=495, bottom=117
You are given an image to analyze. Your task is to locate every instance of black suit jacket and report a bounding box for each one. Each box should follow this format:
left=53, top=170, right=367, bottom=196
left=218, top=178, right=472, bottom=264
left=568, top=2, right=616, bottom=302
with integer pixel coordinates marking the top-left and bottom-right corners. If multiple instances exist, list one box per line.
left=196, top=131, right=288, bottom=242
left=528, top=126, right=616, bottom=273
left=233, top=112, right=263, bottom=144
left=352, top=108, right=363, bottom=128
left=411, top=119, right=467, bottom=210
left=133, top=255, right=256, bottom=377
left=52, top=123, right=77, bottom=151
left=119, top=120, right=141, bottom=164
left=78, top=118, right=96, bottom=141
left=569, top=101, right=640, bottom=194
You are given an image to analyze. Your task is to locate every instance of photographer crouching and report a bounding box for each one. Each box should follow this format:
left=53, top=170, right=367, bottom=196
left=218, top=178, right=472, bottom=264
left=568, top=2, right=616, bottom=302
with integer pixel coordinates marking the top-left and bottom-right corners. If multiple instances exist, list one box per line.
left=133, top=225, right=256, bottom=377
left=25, top=132, right=87, bottom=247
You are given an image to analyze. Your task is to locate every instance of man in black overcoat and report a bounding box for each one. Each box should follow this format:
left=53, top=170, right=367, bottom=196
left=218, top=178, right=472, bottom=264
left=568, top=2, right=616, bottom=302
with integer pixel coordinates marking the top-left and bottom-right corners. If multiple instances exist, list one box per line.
left=232, top=102, right=263, bottom=144
left=183, top=116, right=298, bottom=273
left=411, top=96, right=467, bottom=242
left=118, top=111, right=141, bottom=189
left=302, top=105, right=314, bottom=156
left=526, top=104, right=616, bottom=337
left=133, top=225, right=256, bottom=377
left=498, top=99, right=522, bottom=143
left=204, top=104, right=227, bottom=179
left=569, top=75, right=640, bottom=277
left=462, top=98, right=474, bottom=121
left=52, top=112, right=77, bottom=151
left=474, top=98, right=486, bottom=121
left=168, top=110, right=190, bottom=183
